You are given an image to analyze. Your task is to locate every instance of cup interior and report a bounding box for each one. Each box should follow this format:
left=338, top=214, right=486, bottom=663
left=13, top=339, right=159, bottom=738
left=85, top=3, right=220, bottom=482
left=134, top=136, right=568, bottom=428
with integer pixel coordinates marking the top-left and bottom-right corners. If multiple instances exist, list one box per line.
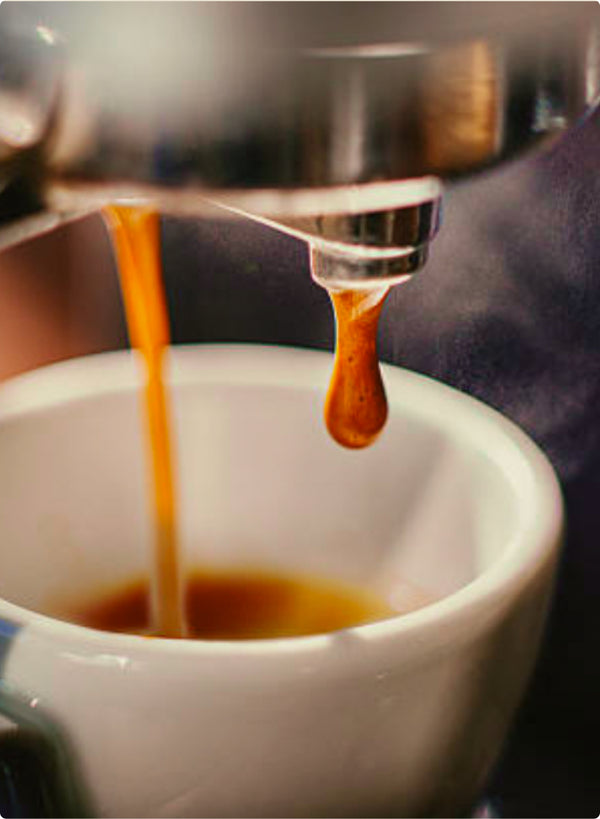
left=0, top=345, right=550, bottom=626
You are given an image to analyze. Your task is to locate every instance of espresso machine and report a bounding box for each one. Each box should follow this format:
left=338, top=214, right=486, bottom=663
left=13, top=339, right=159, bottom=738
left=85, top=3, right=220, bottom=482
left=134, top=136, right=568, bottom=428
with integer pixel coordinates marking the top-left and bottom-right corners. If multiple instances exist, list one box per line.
left=0, top=2, right=598, bottom=816
left=0, top=2, right=598, bottom=286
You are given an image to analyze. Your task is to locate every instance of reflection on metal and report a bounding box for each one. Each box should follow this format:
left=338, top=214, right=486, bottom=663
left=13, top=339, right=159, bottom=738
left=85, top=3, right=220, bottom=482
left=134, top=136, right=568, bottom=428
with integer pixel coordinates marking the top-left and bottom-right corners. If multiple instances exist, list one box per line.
left=422, top=41, right=499, bottom=172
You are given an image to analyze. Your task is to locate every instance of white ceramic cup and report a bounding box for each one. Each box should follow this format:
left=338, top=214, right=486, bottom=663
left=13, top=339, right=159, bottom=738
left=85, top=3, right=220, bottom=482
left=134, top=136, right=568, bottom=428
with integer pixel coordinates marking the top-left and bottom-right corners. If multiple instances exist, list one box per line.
left=0, top=345, right=562, bottom=817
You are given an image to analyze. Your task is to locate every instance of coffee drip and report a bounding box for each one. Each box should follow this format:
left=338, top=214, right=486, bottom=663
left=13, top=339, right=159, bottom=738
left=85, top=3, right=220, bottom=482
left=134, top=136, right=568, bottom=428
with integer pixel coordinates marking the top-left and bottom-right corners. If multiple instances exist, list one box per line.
left=102, top=202, right=397, bottom=638
left=325, top=287, right=390, bottom=449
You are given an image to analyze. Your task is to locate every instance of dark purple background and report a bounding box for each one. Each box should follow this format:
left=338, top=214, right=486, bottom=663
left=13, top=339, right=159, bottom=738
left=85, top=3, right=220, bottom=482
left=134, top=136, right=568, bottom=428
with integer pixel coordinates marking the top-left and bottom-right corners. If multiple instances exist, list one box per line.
left=160, top=109, right=600, bottom=818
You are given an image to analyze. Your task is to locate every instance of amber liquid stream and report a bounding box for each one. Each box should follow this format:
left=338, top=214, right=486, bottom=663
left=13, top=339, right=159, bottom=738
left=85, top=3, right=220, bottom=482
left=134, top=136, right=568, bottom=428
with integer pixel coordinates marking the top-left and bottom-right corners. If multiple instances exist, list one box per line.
left=103, top=206, right=183, bottom=638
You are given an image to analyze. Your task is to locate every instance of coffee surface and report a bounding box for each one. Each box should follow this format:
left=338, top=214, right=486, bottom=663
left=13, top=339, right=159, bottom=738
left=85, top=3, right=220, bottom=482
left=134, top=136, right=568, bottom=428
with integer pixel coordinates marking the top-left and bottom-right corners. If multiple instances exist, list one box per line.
left=61, top=569, right=404, bottom=639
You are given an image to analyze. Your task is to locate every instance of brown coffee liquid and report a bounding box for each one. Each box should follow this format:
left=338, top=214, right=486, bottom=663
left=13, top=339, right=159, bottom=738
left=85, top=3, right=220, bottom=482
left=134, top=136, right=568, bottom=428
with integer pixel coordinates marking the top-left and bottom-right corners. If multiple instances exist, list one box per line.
left=325, top=288, right=389, bottom=449
left=101, top=206, right=397, bottom=640
left=61, top=569, right=405, bottom=640
left=102, top=206, right=184, bottom=638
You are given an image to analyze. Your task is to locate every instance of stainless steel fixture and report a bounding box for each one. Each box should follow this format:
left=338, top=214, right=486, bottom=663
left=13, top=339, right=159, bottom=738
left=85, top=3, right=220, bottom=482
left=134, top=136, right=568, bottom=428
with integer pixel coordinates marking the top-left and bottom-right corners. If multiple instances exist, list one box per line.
left=0, top=2, right=598, bottom=286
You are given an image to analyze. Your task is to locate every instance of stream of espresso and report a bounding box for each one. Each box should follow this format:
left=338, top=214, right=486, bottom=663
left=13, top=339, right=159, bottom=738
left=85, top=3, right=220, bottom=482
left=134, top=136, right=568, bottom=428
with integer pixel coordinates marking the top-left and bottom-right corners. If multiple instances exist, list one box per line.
left=100, top=207, right=393, bottom=639
left=102, top=206, right=184, bottom=638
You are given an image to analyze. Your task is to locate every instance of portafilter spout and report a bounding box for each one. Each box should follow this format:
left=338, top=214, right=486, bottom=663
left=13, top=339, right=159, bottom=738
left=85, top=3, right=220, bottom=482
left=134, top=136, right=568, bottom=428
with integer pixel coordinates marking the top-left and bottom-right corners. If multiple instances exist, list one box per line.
left=0, top=2, right=598, bottom=286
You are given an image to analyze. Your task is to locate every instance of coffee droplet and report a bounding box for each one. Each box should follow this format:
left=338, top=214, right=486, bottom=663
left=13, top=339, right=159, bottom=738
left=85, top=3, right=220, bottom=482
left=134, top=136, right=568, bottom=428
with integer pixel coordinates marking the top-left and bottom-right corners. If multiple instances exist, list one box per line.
left=325, top=288, right=390, bottom=449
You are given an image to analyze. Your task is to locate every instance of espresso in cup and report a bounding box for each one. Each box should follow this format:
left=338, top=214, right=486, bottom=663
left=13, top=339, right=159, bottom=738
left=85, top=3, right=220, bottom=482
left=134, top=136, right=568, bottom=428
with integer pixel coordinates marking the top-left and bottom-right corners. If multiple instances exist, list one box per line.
left=56, top=569, right=433, bottom=639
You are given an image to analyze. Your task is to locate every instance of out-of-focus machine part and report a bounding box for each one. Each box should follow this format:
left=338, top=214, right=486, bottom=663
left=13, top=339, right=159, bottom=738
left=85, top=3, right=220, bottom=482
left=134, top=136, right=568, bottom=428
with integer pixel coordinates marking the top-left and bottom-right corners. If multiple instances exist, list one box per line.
left=0, top=2, right=597, bottom=285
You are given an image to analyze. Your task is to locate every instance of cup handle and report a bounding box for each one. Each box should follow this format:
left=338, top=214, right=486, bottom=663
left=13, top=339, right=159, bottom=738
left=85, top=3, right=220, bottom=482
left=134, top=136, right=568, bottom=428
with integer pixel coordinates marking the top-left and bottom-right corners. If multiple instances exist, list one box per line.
left=0, top=682, right=91, bottom=818
left=0, top=619, right=91, bottom=818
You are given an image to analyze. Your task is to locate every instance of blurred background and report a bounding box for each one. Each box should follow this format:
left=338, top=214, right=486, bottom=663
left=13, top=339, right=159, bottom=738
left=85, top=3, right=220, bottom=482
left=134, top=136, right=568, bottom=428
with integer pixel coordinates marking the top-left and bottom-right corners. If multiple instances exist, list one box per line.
left=2, top=64, right=600, bottom=819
